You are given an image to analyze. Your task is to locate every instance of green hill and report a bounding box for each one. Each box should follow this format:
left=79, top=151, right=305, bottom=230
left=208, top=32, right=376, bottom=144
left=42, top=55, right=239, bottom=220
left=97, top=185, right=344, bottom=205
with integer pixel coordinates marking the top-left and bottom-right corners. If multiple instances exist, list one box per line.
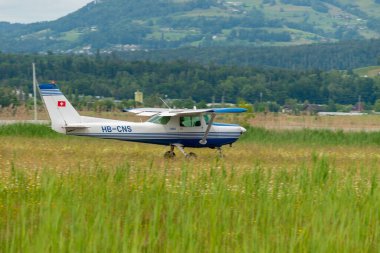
left=1, top=0, right=380, bottom=53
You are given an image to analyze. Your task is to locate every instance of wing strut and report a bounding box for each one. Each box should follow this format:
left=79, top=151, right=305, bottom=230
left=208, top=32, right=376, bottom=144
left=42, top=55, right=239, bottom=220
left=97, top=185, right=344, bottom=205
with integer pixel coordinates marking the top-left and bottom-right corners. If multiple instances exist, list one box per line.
left=199, top=113, right=216, bottom=145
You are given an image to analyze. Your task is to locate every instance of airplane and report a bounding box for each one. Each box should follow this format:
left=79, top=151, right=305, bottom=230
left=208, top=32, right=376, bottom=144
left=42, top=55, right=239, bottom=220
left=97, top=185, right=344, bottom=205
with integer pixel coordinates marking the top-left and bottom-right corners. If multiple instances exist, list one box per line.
left=38, top=82, right=247, bottom=158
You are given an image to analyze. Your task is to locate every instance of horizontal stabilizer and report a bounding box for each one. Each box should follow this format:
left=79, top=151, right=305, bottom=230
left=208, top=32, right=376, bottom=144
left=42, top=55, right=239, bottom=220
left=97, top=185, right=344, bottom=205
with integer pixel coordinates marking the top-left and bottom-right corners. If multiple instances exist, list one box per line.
left=64, top=124, right=90, bottom=129
left=63, top=124, right=90, bottom=133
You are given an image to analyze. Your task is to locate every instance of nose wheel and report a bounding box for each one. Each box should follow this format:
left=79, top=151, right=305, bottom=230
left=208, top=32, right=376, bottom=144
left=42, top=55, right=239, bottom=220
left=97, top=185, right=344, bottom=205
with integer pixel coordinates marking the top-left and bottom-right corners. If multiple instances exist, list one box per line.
left=216, top=147, right=223, bottom=158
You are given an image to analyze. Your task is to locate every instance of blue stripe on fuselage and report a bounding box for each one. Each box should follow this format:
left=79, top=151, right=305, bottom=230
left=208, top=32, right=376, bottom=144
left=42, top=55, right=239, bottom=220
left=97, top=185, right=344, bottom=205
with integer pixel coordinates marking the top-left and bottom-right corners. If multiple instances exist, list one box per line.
left=70, top=132, right=239, bottom=147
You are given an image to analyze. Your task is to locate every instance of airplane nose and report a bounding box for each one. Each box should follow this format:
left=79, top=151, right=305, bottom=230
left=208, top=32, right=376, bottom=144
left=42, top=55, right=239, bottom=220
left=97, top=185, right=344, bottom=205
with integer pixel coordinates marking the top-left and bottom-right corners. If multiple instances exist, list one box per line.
left=240, top=127, right=247, bottom=133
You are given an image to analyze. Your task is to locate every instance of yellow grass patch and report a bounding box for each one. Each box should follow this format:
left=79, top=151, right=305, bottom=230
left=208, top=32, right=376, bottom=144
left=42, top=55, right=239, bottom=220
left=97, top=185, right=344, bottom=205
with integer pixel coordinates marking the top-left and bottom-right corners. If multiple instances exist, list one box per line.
left=1, top=135, right=379, bottom=176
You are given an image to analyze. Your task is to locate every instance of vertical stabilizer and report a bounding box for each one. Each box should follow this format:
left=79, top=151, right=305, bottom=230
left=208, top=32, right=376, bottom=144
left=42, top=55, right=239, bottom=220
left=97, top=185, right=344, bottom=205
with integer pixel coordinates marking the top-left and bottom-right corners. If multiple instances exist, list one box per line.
left=39, top=83, right=81, bottom=133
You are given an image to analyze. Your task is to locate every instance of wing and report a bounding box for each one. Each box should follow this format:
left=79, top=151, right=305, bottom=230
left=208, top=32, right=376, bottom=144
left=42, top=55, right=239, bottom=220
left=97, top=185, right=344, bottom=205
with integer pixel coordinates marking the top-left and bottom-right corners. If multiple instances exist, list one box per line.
left=127, top=107, right=247, bottom=116
left=126, top=108, right=168, bottom=116
left=210, top=108, right=247, bottom=113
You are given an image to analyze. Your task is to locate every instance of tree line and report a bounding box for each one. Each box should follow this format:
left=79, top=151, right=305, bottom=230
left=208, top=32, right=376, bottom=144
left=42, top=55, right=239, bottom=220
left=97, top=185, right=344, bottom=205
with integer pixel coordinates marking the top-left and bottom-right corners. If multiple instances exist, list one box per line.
left=1, top=53, right=380, bottom=110
left=121, top=39, right=380, bottom=71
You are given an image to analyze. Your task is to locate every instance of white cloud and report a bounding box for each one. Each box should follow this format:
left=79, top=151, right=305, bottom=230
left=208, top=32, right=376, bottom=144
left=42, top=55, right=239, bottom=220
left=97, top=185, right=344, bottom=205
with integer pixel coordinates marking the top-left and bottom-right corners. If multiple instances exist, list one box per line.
left=0, top=0, right=93, bottom=23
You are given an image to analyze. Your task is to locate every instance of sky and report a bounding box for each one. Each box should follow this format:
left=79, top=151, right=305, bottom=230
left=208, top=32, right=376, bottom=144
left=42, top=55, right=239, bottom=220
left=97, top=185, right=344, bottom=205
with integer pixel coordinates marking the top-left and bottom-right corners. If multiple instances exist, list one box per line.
left=0, top=0, right=93, bottom=24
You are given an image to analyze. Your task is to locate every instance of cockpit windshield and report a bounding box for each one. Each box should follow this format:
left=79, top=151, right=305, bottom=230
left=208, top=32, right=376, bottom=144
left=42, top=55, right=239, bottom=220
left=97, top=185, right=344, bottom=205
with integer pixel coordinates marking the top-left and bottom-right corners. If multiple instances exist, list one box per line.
left=148, top=115, right=171, bottom=125
left=203, top=114, right=210, bottom=125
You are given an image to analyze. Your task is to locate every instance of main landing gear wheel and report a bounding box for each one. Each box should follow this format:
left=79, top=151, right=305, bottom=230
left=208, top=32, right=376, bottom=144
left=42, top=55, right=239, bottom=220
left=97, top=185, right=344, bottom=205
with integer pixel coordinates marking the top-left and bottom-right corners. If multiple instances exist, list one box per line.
left=164, top=144, right=197, bottom=159
left=187, top=152, right=197, bottom=159
left=164, top=151, right=176, bottom=159
left=164, top=145, right=176, bottom=159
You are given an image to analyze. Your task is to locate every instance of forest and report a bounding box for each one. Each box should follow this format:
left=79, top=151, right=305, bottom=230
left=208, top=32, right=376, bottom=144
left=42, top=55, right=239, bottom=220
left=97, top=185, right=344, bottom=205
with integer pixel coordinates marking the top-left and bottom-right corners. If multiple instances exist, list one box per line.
left=121, top=39, right=380, bottom=71
left=1, top=52, right=380, bottom=111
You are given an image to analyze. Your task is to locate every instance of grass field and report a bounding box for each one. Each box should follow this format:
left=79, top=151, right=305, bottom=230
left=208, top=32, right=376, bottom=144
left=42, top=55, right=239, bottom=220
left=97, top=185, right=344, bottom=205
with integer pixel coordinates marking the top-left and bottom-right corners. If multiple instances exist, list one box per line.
left=0, top=124, right=379, bottom=252
left=354, top=66, right=380, bottom=78
left=250, top=113, right=380, bottom=132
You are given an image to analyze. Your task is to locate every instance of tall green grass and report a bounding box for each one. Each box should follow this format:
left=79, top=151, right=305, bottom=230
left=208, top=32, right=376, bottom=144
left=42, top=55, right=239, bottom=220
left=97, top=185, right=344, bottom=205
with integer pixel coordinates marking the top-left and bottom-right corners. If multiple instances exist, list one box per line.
left=0, top=124, right=58, bottom=138
left=1, top=158, right=379, bottom=252
left=242, top=127, right=380, bottom=146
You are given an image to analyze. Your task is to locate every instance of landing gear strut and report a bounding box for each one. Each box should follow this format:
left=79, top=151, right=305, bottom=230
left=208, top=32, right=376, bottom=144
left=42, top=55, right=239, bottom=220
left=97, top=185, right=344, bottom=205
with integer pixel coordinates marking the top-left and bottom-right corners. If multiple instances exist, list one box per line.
left=164, top=144, right=197, bottom=159
left=164, top=145, right=225, bottom=158
left=164, top=145, right=176, bottom=159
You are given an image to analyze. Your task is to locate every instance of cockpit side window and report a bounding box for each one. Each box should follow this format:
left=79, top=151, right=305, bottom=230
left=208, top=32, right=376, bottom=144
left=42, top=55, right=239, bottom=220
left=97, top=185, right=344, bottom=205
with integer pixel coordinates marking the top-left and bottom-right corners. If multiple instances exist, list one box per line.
left=148, top=116, right=171, bottom=125
left=180, top=116, right=201, bottom=127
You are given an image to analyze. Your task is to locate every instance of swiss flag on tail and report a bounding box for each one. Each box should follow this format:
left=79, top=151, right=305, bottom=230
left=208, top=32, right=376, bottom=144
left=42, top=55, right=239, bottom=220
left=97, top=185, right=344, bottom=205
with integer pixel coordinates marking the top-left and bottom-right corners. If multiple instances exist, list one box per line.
left=57, top=101, right=66, bottom=107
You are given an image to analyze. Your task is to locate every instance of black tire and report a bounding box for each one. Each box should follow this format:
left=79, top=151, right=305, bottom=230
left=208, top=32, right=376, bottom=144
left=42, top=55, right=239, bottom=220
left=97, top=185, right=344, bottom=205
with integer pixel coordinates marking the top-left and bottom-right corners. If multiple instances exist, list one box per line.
left=164, top=151, right=176, bottom=159
left=187, top=152, right=197, bottom=159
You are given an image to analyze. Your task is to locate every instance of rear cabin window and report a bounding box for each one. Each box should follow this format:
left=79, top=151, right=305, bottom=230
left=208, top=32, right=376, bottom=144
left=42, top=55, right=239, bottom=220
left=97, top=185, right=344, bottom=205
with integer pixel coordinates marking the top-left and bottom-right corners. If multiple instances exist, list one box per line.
left=180, top=116, right=201, bottom=127
left=148, top=116, right=171, bottom=125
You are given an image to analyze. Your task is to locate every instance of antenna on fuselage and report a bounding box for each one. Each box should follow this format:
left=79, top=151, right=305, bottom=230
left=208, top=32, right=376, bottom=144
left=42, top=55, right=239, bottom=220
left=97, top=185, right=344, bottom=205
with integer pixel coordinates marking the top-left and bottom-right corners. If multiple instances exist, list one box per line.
left=159, top=97, right=171, bottom=110
left=32, top=63, right=38, bottom=121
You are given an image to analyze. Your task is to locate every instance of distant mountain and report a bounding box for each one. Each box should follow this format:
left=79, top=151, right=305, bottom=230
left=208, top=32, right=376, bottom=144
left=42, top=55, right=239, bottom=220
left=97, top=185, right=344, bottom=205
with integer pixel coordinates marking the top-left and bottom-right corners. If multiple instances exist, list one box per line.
left=1, top=0, right=380, bottom=53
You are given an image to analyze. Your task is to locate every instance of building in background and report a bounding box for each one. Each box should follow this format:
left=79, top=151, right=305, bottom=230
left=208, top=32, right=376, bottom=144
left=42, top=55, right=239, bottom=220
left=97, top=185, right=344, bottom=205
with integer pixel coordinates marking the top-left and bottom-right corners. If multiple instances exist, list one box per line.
left=134, top=91, right=143, bottom=104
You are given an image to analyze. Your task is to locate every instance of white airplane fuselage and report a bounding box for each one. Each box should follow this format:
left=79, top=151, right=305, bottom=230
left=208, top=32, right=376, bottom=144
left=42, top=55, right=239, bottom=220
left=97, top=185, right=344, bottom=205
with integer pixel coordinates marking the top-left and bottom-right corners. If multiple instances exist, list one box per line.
left=68, top=116, right=245, bottom=148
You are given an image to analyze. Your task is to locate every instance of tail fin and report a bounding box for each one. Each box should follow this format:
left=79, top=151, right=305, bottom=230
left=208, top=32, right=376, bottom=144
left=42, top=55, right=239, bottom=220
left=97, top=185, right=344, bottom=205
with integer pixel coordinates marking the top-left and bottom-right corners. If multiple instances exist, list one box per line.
left=39, top=83, right=81, bottom=133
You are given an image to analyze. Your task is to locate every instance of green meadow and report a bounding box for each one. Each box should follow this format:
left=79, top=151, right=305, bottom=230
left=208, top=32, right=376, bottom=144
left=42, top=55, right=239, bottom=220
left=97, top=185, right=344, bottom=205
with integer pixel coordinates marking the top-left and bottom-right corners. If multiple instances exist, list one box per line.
left=354, top=66, right=380, bottom=78
left=0, top=124, right=379, bottom=252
